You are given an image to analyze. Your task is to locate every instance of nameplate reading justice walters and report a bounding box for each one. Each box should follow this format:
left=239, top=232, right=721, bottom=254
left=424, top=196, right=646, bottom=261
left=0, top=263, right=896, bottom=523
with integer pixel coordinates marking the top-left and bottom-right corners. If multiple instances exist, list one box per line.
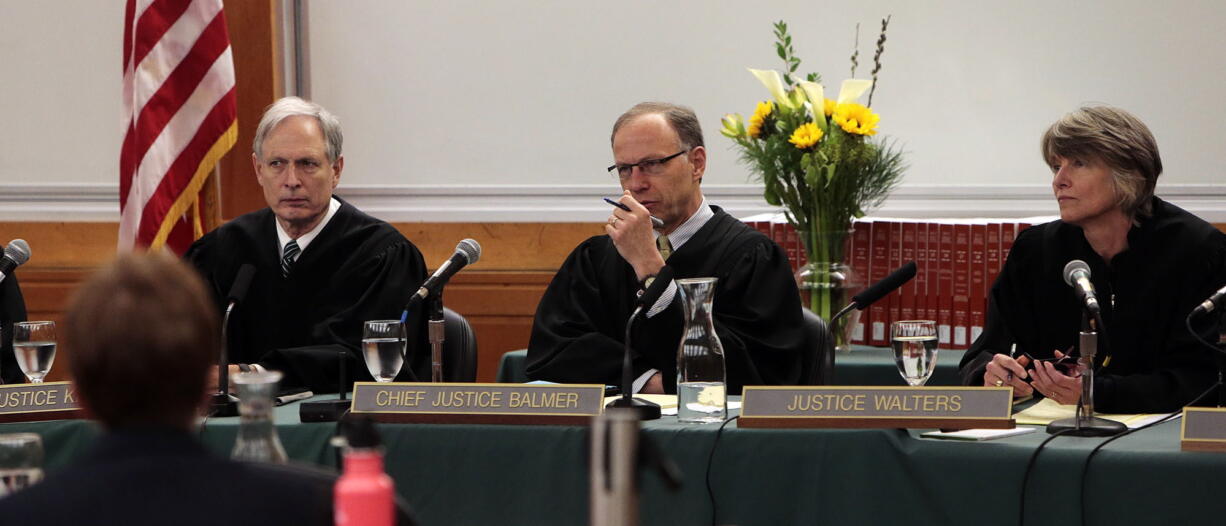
left=349, top=383, right=605, bottom=425
left=0, top=382, right=83, bottom=423
left=1180, top=407, right=1226, bottom=452
left=739, top=386, right=1015, bottom=429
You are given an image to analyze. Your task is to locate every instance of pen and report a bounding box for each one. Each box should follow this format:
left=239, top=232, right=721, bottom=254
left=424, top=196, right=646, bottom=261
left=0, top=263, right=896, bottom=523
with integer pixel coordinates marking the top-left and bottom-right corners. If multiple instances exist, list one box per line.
left=1005, top=343, right=1016, bottom=384
left=604, top=197, right=665, bottom=229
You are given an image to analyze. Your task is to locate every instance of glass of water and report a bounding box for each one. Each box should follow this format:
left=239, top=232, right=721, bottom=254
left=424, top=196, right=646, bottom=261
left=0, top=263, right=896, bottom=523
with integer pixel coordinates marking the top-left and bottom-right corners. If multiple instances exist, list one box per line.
left=13, top=321, right=56, bottom=383
left=362, top=320, right=406, bottom=382
left=0, top=433, right=44, bottom=496
left=891, top=320, right=938, bottom=386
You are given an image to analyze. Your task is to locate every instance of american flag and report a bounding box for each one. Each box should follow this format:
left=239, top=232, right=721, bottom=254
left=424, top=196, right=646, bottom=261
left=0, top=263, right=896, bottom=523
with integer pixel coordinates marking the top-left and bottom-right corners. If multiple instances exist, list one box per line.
left=119, top=0, right=237, bottom=253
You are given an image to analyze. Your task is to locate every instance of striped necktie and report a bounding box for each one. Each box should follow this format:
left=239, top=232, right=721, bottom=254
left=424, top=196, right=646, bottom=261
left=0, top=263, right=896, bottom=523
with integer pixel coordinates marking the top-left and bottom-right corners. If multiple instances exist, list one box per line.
left=656, top=233, right=673, bottom=260
left=281, top=239, right=300, bottom=277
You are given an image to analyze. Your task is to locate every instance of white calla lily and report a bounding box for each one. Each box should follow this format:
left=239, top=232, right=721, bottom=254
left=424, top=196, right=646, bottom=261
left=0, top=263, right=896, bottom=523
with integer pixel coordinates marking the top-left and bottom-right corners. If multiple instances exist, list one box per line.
left=836, top=79, right=873, bottom=105
left=749, top=68, right=797, bottom=109
left=797, top=80, right=825, bottom=111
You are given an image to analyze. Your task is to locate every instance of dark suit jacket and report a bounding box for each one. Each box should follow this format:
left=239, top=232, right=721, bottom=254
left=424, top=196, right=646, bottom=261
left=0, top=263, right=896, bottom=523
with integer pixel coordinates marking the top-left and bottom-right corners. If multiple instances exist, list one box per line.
left=1, top=272, right=27, bottom=384
left=0, top=428, right=416, bottom=526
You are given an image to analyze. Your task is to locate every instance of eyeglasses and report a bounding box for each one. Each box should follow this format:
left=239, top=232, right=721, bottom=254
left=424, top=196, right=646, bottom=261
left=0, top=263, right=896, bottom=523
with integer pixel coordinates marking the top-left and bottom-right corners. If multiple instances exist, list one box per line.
left=607, top=150, right=688, bottom=180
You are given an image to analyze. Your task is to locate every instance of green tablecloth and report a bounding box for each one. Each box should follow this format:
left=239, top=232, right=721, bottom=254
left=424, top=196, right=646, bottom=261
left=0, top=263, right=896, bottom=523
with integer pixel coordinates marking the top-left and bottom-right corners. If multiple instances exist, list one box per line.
left=497, top=347, right=967, bottom=386
left=5, top=398, right=1225, bottom=526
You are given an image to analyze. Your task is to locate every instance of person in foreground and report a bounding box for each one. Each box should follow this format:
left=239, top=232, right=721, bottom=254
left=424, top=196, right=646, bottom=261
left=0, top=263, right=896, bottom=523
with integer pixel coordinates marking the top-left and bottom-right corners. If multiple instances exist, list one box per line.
left=0, top=253, right=420, bottom=525
left=960, top=105, right=1226, bottom=413
left=187, top=97, right=428, bottom=392
left=527, top=102, right=806, bottom=394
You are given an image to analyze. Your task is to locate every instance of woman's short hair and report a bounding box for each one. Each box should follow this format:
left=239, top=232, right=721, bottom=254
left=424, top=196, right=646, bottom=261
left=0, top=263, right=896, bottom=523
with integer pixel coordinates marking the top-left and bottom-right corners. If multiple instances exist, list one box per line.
left=65, top=252, right=219, bottom=429
left=253, top=96, right=344, bottom=163
left=1041, top=105, right=1162, bottom=218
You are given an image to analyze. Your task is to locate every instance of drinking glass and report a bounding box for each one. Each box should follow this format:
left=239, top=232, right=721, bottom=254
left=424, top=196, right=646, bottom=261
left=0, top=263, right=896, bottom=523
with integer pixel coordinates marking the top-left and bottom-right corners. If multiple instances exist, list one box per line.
left=891, top=320, right=938, bottom=386
left=13, top=321, right=56, bottom=383
left=362, top=320, right=406, bottom=382
left=0, top=433, right=44, bottom=496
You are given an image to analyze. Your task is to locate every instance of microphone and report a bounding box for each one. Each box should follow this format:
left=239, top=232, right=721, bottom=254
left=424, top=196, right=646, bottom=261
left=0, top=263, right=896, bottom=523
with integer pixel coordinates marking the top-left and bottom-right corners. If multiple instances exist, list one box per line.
left=607, top=265, right=676, bottom=421
left=405, top=239, right=481, bottom=312
left=226, top=264, right=257, bottom=305
left=1063, top=260, right=1100, bottom=315
left=1192, top=284, right=1226, bottom=317
left=831, top=261, right=917, bottom=322
left=0, top=239, right=31, bottom=284
left=211, top=264, right=256, bottom=417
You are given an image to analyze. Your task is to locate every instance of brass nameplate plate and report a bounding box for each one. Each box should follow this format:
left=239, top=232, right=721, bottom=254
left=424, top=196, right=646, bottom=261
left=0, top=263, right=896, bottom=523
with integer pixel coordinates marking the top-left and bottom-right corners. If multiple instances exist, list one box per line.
left=739, top=386, right=1015, bottom=430
left=349, top=382, right=605, bottom=425
left=1181, top=407, right=1226, bottom=452
left=0, top=381, right=84, bottom=423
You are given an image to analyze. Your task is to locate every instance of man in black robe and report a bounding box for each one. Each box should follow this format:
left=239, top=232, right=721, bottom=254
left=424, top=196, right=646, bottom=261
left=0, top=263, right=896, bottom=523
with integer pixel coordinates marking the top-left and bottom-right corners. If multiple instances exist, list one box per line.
left=527, top=102, right=805, bottom=394
left=1, top=269, right=27, bottom=384
left=187, top=97, right=427, bottom=392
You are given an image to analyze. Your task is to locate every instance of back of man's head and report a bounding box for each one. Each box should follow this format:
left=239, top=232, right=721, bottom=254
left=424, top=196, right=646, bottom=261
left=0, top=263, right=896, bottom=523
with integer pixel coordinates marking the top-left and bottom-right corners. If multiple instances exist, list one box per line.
left=65, top=252, right=218, bottom=430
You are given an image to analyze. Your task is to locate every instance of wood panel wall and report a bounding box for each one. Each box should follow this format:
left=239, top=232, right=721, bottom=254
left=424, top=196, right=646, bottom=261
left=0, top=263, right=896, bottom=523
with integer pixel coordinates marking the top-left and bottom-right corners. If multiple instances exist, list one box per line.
left=3, top=221, right=603, bottom=383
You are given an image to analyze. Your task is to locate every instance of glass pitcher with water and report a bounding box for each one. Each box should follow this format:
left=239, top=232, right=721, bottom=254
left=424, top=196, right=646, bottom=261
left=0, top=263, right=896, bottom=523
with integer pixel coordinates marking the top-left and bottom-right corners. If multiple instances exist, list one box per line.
left=675, top=278, right=727, bottom=424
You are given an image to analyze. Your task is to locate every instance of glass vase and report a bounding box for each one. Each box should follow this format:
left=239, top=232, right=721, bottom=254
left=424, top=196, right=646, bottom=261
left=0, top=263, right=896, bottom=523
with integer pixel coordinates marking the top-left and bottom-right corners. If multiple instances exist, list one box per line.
left=795, top=229, right=860, bottom=352
left=230, top=370, right=288, bottom=463
left=675, top=277, right=727, bottom=424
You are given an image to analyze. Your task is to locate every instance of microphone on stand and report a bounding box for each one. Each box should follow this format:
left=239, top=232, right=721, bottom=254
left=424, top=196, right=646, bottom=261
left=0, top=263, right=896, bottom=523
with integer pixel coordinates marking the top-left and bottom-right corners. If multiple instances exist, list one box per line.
left=210, top=264, right=256, bottom=417
left=0, top=239, right=32, bottom=285
left=830, top=261, right=917, bottom=324
left=402, top=239, right=482, bottom=320
left=1047, top=259, right=1124, bottom=436
left=1192, top=283, right=1226, bottom=317
left=607, top=266, right=675, bottom=420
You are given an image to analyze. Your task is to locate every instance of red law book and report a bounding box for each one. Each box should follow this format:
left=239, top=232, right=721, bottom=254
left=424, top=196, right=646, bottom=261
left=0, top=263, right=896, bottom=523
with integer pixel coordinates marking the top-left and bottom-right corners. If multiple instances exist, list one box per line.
left=912, top=222, right=929, bottom=327
left=899, top=222, right=918, bottom=321
left=1001, top=222, right=1017, bottom=266
left=887, top=221, right=904, bottom=329
left=969, top=221, right=987, bottom=345
left=771, top=214, right=799, bottom=274
left=848, top=219, right=873, bottom=345
left=868, top=219, right=893, bottom=347
left=741, top=213, right=775, bottom=241
left=926, top=220, right=941, bottom=323
left=937, top=222, right=955, bottom=347
left=951, top=222, right=972, bottom=350
left=985, top=221, right=1002, bottom=290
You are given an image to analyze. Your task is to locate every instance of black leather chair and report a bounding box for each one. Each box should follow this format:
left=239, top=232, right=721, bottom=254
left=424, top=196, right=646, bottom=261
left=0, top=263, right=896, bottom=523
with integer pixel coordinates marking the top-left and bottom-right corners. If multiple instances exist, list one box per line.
left=800, top=308, right=835, bottom=385
left=441, top=307, right=478, bottom=382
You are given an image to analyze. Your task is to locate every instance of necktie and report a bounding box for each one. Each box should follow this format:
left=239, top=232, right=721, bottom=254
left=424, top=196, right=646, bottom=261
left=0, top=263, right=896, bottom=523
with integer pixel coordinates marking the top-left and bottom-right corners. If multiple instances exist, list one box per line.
left=657, top=233, right=673, bottom=260
left=281, top=240, right=300, bottom=277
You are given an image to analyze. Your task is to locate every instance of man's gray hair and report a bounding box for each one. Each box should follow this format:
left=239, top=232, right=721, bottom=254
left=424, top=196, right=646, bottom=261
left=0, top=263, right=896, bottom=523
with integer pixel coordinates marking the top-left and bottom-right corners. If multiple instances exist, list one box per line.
left=611, top=102, right=705, bottom=150
left=252, top=96, right=344, bottom=163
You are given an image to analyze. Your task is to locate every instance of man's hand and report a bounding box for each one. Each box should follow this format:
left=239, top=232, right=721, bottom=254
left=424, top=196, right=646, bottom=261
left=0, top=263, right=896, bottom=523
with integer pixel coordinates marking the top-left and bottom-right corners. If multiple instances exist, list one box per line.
left=605, top=190, right=664, bottom=281
left=206, top=364, right=244, bottom=394
left=1030, top=350, right=1082, bottom=405
left=983, top=353, right=1034, bottom=398
left=640, top=372, right=665, bottom=394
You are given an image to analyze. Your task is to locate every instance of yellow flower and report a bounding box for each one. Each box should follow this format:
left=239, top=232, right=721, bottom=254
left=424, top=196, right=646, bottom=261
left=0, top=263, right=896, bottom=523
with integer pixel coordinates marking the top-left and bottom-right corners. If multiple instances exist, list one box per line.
left=832, top=103, right=880, bottom=136
left=822, top=98, right=837, bottom=117
left=788, top=122, right=823, bottom=149
left=748, top=101, right=774, bottom=138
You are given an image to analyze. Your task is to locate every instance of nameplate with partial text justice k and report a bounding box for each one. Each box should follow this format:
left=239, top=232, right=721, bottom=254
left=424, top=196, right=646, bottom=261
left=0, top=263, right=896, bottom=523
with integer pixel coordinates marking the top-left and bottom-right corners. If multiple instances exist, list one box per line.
left=739, top=386, right=1015, bottom=430
left=349, top=382, right=605, bottom=425
left=0, top=381, right=83, bottom=423
left=1180, top=407, right=1226, bottom=452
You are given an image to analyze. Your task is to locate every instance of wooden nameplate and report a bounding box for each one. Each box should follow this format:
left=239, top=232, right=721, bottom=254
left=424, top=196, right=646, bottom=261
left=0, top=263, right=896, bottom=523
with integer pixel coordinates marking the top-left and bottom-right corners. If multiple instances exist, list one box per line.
left=348, top=382, right=605, bottom=426
left=0, top=382, right=84, bottom=423
left=739, top=386, right=1015, bottom=430
left=1181, top=407, right=1226, bottom=452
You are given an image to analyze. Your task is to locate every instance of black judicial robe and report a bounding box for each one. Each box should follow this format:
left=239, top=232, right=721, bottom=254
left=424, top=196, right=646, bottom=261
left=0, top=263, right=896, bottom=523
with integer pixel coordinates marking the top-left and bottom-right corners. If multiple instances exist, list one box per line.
left=186, top=198, right=428, bottom=392
left=527, top=205, right=805, bottom=394
left=960, top=197, right=1226, bottom=413
left=1, top=271, right=27, bottom=384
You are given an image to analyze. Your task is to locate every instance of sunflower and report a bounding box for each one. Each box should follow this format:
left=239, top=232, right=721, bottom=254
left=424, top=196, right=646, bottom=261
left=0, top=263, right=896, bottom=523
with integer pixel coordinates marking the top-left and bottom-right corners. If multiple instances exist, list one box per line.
left=832, top=103, right=880, bottom=136
left=822, top=98, right=837, bottom=117
left=747, top=101, right=774, bottom=138
left=788, top=122, right=823, bottom=149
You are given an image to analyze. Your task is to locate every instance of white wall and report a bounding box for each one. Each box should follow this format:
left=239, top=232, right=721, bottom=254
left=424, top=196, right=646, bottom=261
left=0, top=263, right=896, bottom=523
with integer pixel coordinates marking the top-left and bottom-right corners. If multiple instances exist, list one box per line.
left=3, top=0, right=1226, bottom=221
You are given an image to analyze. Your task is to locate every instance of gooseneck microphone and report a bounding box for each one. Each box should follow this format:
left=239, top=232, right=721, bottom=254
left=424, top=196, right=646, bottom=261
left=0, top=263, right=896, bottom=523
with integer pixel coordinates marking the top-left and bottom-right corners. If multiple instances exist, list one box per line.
left=1192, top=283, right=1226, bottom=317
left=831, top=261, right=917, bottom=323
left=0, top=239, right=32, bottom=284
left=1063, top=260, right=1100, bottom=315
left=404, top=239, right=482, bottom=315
left=607, top=265, right=676, bottom=421
left=211, top=264, right=256, bottom=417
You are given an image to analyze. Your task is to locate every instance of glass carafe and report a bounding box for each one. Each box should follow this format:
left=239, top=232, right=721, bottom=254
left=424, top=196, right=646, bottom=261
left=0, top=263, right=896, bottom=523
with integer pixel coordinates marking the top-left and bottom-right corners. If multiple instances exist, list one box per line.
left=675, top=278, right=727, bottom=423
left=230, top=370, right=288, bottom=463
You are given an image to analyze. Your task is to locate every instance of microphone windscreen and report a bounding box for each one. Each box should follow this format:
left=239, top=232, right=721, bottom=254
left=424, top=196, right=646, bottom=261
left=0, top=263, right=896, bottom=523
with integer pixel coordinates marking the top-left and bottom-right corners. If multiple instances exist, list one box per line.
left=456, top=239, right=482, bottom=265
left=1063, top=260, right=1090, bottom=286
left=226, top=264, right=257, bottom=303
left=852, top=261, right=917, bottom=309
left=4, top=239, right=31, bottom=265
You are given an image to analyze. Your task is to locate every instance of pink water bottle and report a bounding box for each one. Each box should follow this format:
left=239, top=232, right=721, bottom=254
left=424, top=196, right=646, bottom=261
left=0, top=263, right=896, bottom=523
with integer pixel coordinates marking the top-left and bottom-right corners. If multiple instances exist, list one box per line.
left=335, top=416, right=394, bottom=526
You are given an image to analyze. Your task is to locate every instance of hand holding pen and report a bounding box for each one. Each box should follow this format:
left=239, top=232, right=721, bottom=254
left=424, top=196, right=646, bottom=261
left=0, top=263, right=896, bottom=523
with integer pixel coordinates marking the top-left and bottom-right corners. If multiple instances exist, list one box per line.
left=604, top=192, right=666, bottom=281
left=604, top=197, right=665, bottom=228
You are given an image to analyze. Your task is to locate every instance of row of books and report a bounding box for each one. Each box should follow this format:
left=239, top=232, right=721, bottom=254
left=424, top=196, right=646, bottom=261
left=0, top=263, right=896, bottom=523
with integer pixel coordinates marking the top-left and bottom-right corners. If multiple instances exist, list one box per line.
left=742, top=214, right=1056, bottom=350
